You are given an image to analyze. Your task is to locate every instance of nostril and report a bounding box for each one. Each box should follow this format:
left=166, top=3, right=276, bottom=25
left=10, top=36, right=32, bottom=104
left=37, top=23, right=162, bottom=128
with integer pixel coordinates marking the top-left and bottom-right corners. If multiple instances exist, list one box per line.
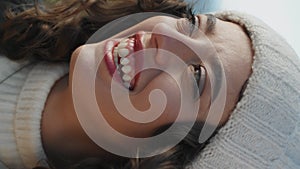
left=148, top=32, right=166, bottom=66
left=150, top=33, right=165, bottom=48
left=149, top=33, right=159, bottom=50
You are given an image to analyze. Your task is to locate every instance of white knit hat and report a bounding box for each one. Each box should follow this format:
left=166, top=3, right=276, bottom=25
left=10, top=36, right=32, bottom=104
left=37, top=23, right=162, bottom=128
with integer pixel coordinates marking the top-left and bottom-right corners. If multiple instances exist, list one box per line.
left=188, top=11, right=300, bottom=169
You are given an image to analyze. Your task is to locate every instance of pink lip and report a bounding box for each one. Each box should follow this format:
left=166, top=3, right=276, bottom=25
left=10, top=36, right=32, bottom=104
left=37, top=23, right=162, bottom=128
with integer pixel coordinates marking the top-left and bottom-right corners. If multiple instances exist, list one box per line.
left=104, top=32, right=145, bottom=90
left=104, top=40, right=118, bottom=76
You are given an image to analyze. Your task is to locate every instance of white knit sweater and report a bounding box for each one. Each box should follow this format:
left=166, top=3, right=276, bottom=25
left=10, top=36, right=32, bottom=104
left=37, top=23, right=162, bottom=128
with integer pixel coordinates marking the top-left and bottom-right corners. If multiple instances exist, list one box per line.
left=0, top=56, right=68, bottom=169
left=189, top=11, right=300, bottom=169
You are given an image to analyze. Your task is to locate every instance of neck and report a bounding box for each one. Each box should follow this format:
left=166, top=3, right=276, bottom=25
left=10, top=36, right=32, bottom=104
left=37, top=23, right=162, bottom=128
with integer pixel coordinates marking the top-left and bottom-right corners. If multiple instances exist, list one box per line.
left=41, top=75, right=111, bottom=168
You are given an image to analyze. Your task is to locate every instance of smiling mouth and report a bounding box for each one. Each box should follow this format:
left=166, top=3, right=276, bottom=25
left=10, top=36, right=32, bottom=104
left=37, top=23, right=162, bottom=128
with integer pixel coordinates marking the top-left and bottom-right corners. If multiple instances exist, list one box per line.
left=104, top=32, right=145, bottom=91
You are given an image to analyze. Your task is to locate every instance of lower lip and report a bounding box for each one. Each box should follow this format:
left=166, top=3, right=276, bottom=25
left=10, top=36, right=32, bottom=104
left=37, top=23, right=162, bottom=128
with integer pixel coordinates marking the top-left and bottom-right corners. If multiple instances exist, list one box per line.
left=104, top=40, right=123, bottom=85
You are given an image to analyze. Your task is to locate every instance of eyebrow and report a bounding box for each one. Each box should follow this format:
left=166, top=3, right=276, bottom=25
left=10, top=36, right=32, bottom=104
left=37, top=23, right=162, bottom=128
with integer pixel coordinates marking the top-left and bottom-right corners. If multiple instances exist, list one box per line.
left=204, top=14, right=217, bottom=34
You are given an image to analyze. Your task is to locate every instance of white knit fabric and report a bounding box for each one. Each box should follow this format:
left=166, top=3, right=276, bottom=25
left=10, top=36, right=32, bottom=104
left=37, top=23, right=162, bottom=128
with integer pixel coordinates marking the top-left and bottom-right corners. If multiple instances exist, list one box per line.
left=0, top=55, right=68, bottom=169
left=189, top=11, right=300, bottom=169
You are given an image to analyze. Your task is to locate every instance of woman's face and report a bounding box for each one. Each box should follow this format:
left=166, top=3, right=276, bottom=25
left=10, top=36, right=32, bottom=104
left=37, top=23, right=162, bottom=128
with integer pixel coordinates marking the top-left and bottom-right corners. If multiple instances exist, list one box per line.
left=69, top=14, right=252, bottom=139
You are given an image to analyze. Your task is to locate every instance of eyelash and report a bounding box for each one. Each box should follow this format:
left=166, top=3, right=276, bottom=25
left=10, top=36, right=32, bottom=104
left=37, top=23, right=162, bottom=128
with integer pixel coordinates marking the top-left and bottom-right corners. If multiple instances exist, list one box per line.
left=188, top=13, right=197, bottom=25
left=191, top=64, right=201, bottom=86
left=190, top=64, right=206, bottom=98
left=177, top=14, right=198, bottom=37
left=187, top=14, right=197, bottom=36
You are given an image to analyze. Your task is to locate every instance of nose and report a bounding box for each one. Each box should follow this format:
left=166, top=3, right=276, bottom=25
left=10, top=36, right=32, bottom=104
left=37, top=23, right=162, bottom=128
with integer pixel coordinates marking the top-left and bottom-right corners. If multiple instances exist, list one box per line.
left=150, top=23, right=201, bottom=66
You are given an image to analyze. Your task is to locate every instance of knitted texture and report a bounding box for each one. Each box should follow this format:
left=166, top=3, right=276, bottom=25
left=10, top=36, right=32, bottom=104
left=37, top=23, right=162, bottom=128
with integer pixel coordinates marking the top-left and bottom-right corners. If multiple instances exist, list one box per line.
left=188, top=11, right=300, bottom=169
left=0, top=56, right=68, bottom=169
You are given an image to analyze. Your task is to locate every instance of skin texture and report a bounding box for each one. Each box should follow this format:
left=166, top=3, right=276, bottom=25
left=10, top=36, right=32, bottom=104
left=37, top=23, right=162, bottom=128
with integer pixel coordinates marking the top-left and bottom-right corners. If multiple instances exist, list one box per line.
left=41, top=14, right=253, bottom=167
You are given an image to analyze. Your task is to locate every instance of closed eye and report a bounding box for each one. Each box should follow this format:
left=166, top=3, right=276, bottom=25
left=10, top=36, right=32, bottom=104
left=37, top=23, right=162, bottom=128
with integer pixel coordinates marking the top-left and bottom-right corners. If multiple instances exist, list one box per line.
left=187, top=15, right=199, bottom=36
left=176, top=15, right=199, bottom=37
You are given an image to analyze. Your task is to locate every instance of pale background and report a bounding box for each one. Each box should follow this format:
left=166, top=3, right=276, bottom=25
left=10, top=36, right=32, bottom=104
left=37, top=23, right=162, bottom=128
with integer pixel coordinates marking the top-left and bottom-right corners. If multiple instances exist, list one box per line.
left=185, top=0, right=300, bottom=57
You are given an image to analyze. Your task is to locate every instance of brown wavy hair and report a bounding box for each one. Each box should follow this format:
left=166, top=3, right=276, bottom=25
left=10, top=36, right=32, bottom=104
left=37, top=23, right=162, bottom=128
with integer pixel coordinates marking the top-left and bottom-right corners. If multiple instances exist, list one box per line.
left=0, top=0, right=193, bottom=62
left=34, top=122, right=217, bottom=169
left=0, top=0, right=218, bottom=169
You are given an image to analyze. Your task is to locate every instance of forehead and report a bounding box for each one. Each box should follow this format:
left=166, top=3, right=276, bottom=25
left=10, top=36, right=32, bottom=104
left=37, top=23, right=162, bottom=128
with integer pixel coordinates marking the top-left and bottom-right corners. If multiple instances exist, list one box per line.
left=208, top=18, right=251, bottom=54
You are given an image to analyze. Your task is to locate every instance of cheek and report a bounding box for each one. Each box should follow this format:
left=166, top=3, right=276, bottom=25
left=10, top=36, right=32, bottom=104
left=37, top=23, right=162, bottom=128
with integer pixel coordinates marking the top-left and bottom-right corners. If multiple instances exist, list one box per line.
left=131, top=73, right=183, bottom=129
left=95, top=73, right=182, bottom=138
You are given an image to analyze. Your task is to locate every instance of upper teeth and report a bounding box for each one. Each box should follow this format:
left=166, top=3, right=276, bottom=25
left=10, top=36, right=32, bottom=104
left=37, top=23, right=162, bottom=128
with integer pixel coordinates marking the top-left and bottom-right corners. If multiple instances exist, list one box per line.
left=120, top=58, right=130, bottom=65
left=122, top=74, right=132, bottom=81
left=122, top=65, right=132, bottom=74
left=113, top=38, right=135, bottom=89
left=118, top=48, right=129, bottom=58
